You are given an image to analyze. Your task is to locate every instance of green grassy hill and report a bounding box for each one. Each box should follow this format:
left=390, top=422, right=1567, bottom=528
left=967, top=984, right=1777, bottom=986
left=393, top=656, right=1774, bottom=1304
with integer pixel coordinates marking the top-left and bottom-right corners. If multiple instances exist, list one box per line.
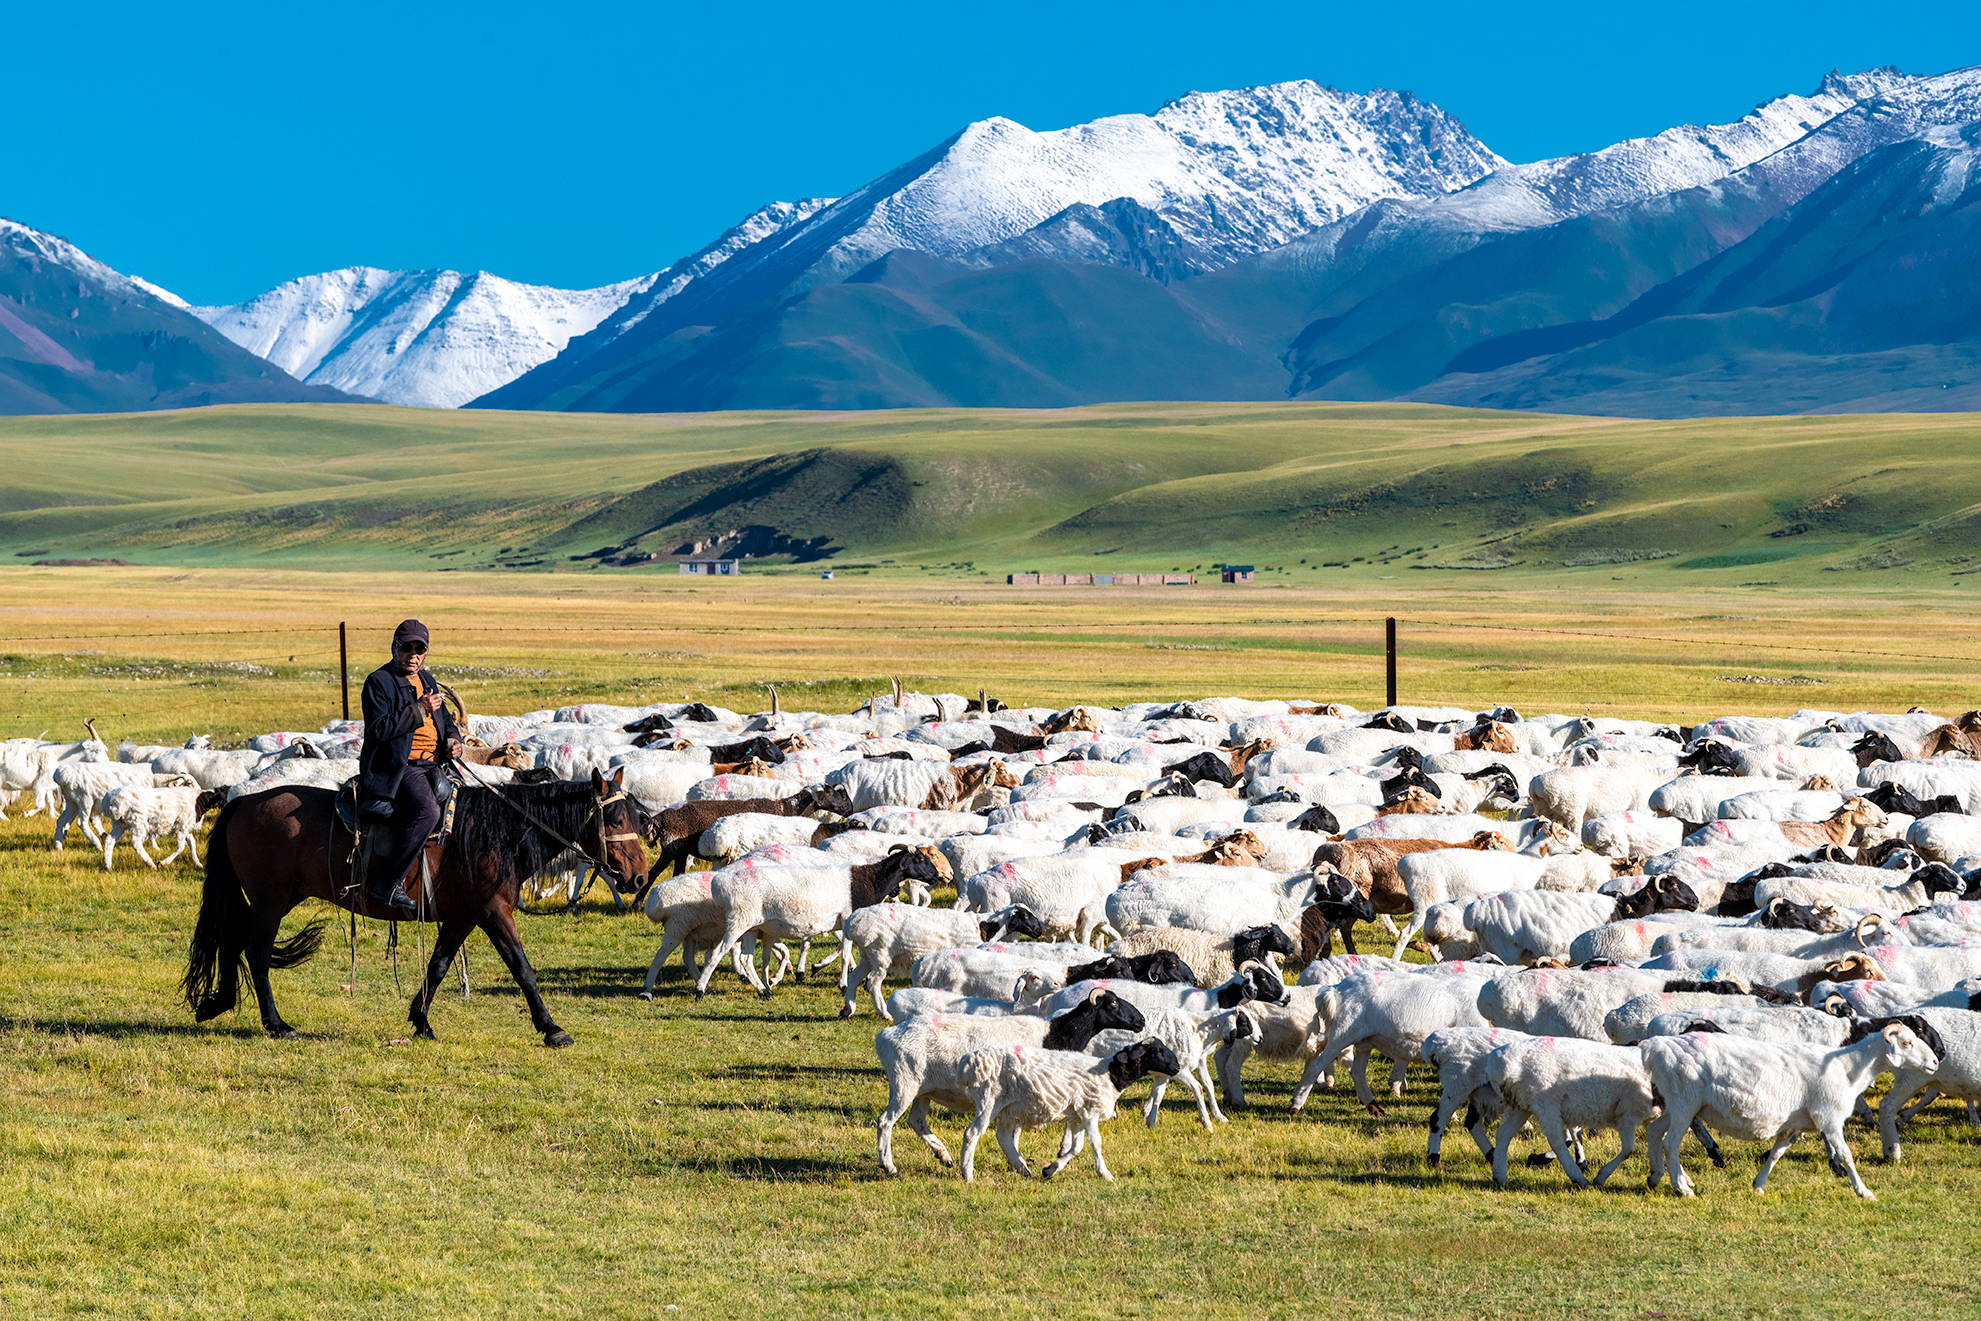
left=2, top=401, right=1979, bottom=587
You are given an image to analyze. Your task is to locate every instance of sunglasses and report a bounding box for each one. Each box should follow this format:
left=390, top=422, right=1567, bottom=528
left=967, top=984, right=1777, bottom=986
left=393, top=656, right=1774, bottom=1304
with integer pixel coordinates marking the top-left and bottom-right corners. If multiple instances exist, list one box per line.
left=396, top=640, right=428, bottom=654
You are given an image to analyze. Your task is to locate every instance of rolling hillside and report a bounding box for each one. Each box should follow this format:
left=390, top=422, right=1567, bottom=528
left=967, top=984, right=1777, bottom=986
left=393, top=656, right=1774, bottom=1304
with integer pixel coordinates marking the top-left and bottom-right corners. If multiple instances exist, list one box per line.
left=1, top=402, right=1979, bottom=588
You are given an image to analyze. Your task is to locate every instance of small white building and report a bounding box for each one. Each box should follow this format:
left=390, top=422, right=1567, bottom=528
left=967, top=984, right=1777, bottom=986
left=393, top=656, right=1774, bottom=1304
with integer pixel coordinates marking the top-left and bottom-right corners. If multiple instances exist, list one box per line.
left=679, top=558, right=741, bottom=576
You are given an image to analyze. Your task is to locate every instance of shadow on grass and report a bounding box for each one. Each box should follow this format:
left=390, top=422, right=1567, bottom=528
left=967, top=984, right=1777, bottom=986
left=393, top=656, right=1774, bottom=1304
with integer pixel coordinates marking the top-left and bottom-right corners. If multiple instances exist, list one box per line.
left=0, top=1014, right=264, bottom=1040
left=719, top=1062, right=879, bottom=1081
left=672, top=1154, right=864, bottom=1182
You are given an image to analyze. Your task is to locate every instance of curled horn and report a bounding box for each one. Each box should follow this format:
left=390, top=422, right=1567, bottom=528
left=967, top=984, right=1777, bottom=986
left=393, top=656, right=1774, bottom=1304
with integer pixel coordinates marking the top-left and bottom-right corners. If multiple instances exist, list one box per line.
left=1086, top=986, right=1107, bottom=1004
left=435, top=680, right=467, bottom=722
left=1854, top=913, right=1884, bottom=947
left=83, top=717, right=100, bottom=743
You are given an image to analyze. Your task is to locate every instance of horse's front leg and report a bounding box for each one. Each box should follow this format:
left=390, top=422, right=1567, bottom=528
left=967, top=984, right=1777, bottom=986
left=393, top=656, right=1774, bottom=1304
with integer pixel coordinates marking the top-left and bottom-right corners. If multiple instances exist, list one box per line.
left=408, top=917, right=474, bottom=1042
left=480, top=906, right=571, bottom=1047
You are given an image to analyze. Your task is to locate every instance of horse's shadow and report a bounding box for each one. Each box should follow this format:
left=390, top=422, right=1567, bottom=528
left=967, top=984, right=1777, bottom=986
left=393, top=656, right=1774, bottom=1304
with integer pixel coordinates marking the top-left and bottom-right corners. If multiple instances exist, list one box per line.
left=0, top=1015, right=261, bottom=1041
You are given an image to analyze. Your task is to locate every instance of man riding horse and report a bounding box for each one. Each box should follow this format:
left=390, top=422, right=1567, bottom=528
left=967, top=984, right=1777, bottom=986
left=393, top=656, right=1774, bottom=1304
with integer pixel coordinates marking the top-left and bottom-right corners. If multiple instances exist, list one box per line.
left=358, top=619, right=462, bottom=913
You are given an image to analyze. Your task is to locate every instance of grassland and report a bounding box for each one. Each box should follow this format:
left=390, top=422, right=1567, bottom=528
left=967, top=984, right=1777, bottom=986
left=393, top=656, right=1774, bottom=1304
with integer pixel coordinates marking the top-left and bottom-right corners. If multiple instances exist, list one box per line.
left=3, top=402, right=1981, bottom=591
left=5, top=567, right=1981, bottom=1318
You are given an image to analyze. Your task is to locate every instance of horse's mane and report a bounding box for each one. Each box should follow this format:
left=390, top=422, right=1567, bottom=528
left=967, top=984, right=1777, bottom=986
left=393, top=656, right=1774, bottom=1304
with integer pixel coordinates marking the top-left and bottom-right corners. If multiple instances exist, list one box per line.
left=452, top=780, right=599, bottom=881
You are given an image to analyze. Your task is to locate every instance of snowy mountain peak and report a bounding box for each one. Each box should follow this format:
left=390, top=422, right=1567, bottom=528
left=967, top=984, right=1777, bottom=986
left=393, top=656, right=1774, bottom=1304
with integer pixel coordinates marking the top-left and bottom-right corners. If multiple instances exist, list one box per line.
left=192, top=266, right=656, bottom=408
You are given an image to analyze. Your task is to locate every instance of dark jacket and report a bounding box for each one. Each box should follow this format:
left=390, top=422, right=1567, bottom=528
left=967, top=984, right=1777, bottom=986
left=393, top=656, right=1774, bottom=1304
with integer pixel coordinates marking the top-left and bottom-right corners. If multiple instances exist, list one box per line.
left=357, top=663, right=459, bottom=818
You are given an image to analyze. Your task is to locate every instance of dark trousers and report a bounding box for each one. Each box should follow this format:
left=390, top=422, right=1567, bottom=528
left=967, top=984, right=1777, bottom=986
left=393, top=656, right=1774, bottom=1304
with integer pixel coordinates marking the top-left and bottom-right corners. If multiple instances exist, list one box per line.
left=372, top=764, right=442, bottom=895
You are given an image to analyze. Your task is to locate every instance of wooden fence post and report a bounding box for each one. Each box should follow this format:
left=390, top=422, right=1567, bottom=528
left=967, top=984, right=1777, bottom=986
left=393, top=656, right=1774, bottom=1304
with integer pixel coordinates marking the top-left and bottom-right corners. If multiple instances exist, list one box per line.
left=339, top=621, right=350, bottom=721
left=1385, top=616, right=1397, bottom=709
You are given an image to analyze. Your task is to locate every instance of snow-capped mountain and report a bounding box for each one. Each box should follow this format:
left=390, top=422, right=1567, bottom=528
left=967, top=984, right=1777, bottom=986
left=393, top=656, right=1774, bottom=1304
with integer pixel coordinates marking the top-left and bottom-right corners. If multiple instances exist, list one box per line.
left=192, top=268, right=657, bottom=409
left=0, top=218, right=345, bottom=414
left=478, top=81, right=1503, bottom=409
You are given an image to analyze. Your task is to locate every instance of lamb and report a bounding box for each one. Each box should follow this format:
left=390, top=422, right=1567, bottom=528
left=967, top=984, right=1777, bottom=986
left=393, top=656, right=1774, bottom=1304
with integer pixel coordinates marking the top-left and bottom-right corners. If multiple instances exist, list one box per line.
left=1294, top=874, right=1380, bottom=959
left=52, top=761, right=187, bottom=848
left=1643, top=1021, right=1943, bottom=1198
left=873, top=989, right=1148, bottom=1175
left=839, top=903, right=1047, bottom=1020
left=956, top=1040, right=1182, bottom=1180
left=1486, top=1036, right=1666, bottom=1189
left=1083, top=1006, right=1260, bottom=1129
left=696, top=811, right=835, bottom=865
left=1647, top=775, right=1793, bottom=831
left=1636, top=948, right=1875, bottom=997
left=1392, top=849, right=1551, bottom=957
left=1293, top=969, right=1491, bottom=1113
left=99, top=783, right=226, bottom=869
left=638, top=871, right=756, bottom=998
left=692, top=846, right=949, bottom=997
left=1105, top=923, right=1298, bottom=987
left=1422, top=1025, right=1534, bottom=1167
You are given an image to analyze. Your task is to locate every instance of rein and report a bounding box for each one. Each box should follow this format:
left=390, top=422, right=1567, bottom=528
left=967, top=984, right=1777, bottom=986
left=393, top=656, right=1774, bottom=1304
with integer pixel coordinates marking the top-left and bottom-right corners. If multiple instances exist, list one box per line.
left=448, top=757, right=641, bottom=903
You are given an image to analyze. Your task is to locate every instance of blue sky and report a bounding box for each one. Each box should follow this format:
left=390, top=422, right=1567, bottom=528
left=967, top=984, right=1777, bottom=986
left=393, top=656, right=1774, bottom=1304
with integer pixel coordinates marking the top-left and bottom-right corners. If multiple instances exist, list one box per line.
left=9, top=2, right=1975, bottom=305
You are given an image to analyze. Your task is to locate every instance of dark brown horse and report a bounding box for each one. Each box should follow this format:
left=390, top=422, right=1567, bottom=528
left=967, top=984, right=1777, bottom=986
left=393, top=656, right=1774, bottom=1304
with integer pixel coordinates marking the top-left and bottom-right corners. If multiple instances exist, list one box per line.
left=182, top=769, right=651, bottom=1047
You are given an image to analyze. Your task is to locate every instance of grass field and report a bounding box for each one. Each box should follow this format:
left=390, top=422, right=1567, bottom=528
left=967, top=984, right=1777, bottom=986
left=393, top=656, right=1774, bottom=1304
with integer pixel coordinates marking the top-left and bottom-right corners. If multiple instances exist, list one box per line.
left=6, top=567, right=1981, bottom=1318
left=3, top=402, right=1981, bottom=591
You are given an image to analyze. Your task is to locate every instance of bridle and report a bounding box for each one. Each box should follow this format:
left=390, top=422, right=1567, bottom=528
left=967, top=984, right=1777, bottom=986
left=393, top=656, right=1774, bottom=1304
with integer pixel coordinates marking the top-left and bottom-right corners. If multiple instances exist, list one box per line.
left=451, top=758, right=644, bottom=896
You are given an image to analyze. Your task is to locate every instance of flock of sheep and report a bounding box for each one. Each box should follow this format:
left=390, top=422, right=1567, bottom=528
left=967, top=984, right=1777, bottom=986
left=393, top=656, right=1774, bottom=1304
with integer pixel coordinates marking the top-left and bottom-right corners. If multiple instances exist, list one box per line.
left=8, top=690, right=1981, bottom=1195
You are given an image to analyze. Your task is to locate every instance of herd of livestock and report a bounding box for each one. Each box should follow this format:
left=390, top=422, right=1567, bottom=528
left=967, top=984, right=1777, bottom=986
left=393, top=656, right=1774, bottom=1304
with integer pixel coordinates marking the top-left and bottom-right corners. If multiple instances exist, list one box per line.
left=9, top=691, right=1981, bottom=1194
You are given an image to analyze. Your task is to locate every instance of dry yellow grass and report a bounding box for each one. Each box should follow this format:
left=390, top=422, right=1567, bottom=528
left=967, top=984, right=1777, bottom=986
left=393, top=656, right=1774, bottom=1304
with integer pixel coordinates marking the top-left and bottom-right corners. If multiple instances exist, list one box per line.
left=1, top=566, right=1975, bottom=741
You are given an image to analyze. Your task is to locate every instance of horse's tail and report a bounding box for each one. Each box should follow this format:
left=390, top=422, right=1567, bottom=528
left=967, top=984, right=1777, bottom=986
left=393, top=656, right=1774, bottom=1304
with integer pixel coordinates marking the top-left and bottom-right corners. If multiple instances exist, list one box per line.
left=183, top=801, right=249, bottom=1020
left=182, top=800, right=327, bottom=1021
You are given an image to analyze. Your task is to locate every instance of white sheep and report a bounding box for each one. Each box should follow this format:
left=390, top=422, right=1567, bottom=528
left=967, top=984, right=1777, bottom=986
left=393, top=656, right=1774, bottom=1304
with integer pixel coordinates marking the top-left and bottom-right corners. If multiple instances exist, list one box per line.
left=1084, top=1005, right=1259, bottom=1129
left=1647, top=775, right=1791, bottom=829
left=1293, top=968, right=1493, bottom=1112
left=1582, top=811, right=1683, bottom=859
left=1422, top=1025, right=1535, bottom=1167
left=696, top=812, right=828, bottom=865
left=1392, top=850, right=1549, bottom=957
left=1568, top=913, right=1736, bottom=965
left=99, top=783, right=221, bottom=869
left=1643, top=1022, right=1942, bottom=1198
left=1486, top=1035, right=1666, bottom=1189
left=1478, top=967, right=1673, bottom=1040
left=1432, top=890, right=1626, bottom=964
left=909, top=941, right=1105, bottom=999
left=838, top=902, right=1042, bottom=1020
left=873, top=990, right=1148, bottom=1175
left=52, top=761, right=179, bottom=848
left=1879, top=1008, right=1979, bottom=1161
left=883, top=988, right=1024, bottom=1020
left=1103, top=864, right=1319, bottom=945
left=959, top=850, right=1144, bottom=943
left=956, top=1040, right=1181, bottom=1180
left=1528, top=765, right=1672, bottom=829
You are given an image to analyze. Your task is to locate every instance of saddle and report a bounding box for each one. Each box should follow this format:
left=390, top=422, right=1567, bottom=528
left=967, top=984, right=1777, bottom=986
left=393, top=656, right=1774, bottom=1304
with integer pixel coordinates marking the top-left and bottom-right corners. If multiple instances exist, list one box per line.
left=336, top=770, right=460, bottom=900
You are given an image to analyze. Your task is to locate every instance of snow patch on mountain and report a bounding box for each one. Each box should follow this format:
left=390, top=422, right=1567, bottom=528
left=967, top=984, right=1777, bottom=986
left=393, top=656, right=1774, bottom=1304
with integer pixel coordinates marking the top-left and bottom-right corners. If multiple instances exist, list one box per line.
left=194, top=268, right=655, bottom=408
left=802, top=81, right=1504, bottom=282
left=613, top=197, right=836, bottom=335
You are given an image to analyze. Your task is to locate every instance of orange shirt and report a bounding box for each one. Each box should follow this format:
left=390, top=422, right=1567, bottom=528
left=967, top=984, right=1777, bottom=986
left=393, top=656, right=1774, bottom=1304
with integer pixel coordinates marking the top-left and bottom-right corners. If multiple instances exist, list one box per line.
left=406, top=673, right=439, bottom=763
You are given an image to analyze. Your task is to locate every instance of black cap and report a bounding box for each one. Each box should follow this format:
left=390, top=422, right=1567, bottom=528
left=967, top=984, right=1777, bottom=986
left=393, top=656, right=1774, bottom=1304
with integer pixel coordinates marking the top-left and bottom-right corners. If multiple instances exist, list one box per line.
left=393, top=619, right=430, bottom=647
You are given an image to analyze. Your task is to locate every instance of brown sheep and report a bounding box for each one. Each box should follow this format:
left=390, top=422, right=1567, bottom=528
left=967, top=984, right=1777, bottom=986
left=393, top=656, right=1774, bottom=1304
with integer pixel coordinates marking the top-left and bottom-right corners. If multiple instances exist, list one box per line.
left=1309, top=831, right=1511, bottom=918
left=1775, top=798, right=1888, bottom=851
left=455, top=741, right=534, bottom=770
left=1454, top=720, right=1519, bottom=753
left=1116, top=830, right=1267, bottom=883
left=1375, top=785, right=1442, bottom=816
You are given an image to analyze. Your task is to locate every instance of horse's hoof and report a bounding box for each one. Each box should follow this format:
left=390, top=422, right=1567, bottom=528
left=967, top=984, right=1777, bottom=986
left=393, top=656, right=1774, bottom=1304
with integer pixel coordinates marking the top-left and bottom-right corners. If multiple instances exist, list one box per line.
left=638, top=991, right=654, bottom=1002
left=414, top=1025, right=437, bottom=1042
left=1525, top=1153, right=1554, bottom=1168
left=545, top=1030, right=574, bottom=1048
left=269, top=1027, right=299, bottom=1040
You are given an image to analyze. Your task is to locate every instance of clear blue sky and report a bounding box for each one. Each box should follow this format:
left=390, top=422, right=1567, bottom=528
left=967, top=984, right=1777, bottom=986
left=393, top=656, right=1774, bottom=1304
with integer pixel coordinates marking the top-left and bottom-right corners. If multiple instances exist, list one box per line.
left=9, top=2, right=1974, bottom=305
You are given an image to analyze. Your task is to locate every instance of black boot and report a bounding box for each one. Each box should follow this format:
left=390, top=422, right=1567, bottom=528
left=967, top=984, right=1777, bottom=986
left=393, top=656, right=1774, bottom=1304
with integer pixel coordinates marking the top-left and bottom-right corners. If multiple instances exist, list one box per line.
left=368, top=867, right=417, bottom=914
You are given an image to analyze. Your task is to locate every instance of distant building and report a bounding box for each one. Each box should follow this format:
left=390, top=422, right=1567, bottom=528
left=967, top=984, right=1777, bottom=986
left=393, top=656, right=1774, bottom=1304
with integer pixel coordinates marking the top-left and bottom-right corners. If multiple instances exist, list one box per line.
left=1219, top=564, right=1255, bottom=583
left=680, top=558, right=741, bottom=576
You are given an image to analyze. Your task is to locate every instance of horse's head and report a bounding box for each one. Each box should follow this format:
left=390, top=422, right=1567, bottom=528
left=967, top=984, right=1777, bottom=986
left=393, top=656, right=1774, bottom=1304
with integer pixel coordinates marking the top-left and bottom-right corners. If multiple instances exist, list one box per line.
left=588, top=768, right=651, bottom=888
